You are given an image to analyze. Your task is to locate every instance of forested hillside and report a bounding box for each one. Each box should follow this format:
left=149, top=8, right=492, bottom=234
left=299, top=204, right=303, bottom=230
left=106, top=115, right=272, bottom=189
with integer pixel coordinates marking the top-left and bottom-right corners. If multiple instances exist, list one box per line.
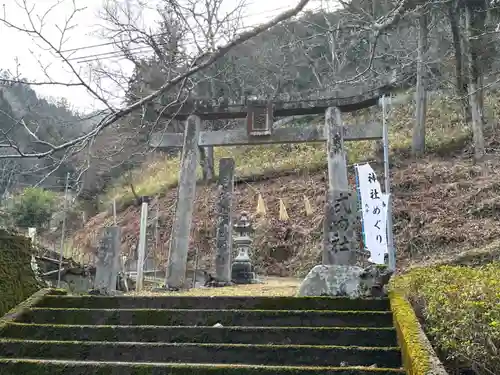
left=107, top=0, right=500, bottom=185
left=0, top=71, right=92, bottom=197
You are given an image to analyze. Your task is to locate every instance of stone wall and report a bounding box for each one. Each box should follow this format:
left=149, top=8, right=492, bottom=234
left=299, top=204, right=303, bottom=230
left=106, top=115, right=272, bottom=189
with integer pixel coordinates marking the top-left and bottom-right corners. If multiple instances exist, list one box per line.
left=0, top=230, right=40, bottom=316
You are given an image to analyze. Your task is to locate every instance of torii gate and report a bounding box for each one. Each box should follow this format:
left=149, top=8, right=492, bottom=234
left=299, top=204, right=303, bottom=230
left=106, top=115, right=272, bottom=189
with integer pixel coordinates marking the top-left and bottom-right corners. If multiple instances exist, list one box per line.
left=149, top=87, right=392, bottom=289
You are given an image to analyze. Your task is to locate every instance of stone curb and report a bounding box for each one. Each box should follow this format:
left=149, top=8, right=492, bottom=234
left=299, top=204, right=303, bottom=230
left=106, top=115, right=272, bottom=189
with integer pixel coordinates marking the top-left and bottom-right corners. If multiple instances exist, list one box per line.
left=389, top=290, right=448, bottom=375
left=0, top=288, right=67, bottom=331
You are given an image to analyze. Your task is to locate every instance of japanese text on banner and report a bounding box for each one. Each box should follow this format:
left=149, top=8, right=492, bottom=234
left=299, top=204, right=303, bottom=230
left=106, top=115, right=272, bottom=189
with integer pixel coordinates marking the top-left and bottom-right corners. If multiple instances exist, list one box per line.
left=355, top=163, right=389, bottom=264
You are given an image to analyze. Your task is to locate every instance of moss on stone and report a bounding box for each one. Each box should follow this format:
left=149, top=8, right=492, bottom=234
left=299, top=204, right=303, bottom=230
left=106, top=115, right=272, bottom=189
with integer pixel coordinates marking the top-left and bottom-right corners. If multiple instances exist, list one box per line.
left=0, top=340, right=402, bottom=368
left=21, top=308, right=393, bottom=328
left=0, top=289, right=66, bottom=338
left=389, top=289, right=431, bottom=375
left=0, top=230, right=42, bottom=318
left=0, top=359, right=406, bottom=375
left=37, top=296, right=391, bottom=312
left=1, top=323, right=398, bottom=347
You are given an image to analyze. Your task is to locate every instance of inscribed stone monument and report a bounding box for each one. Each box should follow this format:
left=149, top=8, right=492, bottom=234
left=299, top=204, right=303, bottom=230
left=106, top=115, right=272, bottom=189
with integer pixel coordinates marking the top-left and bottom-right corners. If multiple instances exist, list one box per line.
left=94, top=226, right=121, bottom=294
left=215, top=158, right=235, bottom=283
left=323, top=190, right=358, bottom=265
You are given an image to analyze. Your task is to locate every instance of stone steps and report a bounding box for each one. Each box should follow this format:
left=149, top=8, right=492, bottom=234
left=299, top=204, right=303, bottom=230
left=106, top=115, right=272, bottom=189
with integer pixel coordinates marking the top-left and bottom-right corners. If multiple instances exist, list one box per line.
left=16, top=308, right=394, bottom=327
left=0, top=340, right=402, bottom=367
left=0, top=359, right=406, bottom=375
left=1, top=324, right=398, bottom=346
left=33, top=295, right=391, bottom=311
left=0, top=295, right=406, bottom=374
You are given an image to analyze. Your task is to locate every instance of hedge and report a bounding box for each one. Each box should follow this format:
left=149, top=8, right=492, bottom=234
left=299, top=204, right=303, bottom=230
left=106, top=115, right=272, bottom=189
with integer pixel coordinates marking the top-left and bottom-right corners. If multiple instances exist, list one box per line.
left=391, top=263, right=500, bottom=375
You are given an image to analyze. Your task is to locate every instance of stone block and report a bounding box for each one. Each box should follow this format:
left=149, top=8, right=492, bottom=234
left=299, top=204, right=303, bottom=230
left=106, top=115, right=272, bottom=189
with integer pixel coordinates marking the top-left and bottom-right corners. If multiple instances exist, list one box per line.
left=297, top=264, right=393, bottom=298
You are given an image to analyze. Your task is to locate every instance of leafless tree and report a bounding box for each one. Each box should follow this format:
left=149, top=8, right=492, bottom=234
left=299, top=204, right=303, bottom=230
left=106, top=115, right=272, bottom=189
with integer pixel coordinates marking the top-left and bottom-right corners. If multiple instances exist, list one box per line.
left=9, top=0, right=486, bottom=171
left=413, top=3, right=429, bottom=156
left=0, top=0, right=312, bottom=162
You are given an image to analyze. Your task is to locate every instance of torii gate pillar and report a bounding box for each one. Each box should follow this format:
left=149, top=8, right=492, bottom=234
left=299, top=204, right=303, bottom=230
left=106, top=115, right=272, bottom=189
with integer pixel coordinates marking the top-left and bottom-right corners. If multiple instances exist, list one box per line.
left=323, top=107, right=358, bottom=266
left=165, top=115, right=201, bottom=289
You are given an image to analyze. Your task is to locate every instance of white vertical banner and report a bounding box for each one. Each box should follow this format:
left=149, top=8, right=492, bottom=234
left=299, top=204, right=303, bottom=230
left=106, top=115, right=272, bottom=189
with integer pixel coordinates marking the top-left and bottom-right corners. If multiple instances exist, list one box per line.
left=355, top=163, right=389, bottom=264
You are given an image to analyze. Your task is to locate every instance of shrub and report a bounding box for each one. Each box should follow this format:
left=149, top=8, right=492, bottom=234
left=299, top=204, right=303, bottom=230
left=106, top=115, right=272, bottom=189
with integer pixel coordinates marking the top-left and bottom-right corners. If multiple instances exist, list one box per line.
left=8, top=187, right=57, bottom=229
left=391, top=263, right=500, bottom=375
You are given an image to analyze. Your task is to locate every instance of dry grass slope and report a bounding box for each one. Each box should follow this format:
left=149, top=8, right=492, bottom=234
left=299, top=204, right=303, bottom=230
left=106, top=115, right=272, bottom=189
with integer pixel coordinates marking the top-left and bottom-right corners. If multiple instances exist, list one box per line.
left=104, top=92, right=477, bottom=209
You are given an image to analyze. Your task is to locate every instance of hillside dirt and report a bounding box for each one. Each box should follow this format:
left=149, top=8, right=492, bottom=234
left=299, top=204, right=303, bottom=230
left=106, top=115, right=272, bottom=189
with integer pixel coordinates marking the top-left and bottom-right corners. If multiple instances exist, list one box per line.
left=70, top=134, right=500, bottom=277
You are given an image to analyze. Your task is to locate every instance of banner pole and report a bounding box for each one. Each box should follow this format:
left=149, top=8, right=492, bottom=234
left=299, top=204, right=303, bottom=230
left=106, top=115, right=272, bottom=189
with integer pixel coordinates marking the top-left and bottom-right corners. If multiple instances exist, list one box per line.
left=382, top=95, right=396, bottom=271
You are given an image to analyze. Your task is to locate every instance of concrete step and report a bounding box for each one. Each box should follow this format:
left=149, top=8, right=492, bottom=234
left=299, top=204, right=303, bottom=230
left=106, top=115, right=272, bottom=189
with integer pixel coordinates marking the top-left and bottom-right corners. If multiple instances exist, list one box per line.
left=0, top=340, right=402, bottom=367
left=18, top=308, right=394, bottom=327
left=33, top=296, right=391, bottom=311
left=0, top=359, right=406, bottom=375
left=0, top=323, right=398, bottom=347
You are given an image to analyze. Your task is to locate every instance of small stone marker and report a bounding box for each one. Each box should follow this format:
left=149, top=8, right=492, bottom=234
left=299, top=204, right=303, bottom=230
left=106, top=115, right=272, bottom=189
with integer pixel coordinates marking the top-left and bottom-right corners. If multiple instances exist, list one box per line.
left=323, top=190, right=358, bottom=265
left=215, top=157, right=235, bottom=283
left=94, top=226, right=121, bottom=294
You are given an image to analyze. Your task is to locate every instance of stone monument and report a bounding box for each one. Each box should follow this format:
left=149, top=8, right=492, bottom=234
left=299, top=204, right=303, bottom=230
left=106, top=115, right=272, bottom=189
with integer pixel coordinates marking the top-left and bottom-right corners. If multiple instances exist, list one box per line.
left=231, top=212, right=257, bottom=284
left=215, top=158, right=235, bottom=284
left=93, top=226, right=121, bottom=295
left=299, top=186, right=393, bottom=297
left=323, top=189, right=359, bottom=265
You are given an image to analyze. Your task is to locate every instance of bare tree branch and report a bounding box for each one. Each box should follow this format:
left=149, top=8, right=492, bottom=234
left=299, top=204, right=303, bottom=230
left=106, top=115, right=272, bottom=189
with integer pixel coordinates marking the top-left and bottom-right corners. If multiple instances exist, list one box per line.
left=0, top=0, right=311, bottom=159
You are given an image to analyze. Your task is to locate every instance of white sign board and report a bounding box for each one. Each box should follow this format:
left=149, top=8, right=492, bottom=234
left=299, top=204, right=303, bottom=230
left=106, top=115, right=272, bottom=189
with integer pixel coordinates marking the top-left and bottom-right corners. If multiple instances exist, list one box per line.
left=355, top=163, right=389, bottom=264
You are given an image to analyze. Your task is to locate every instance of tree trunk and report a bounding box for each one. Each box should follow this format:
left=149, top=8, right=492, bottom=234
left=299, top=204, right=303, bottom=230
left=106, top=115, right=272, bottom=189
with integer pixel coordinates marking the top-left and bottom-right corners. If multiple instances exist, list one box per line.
left=469, top=6, right=487, bottom=129
left=447, top=1, right=469, bottom=121
left=412, top=9, right=428, bottom=156
left=464, top=4, right=485, bottom=160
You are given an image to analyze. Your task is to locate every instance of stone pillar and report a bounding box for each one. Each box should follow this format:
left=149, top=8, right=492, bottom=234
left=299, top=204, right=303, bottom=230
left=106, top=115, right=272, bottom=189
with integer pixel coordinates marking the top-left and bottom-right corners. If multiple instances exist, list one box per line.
left=323, top=107, right=357, bottom=265
left=325, top=107, right=349, bottom=192
left=231, top=212, right=257, bottom=284
left=215, top=158, right=235, bottom=283
left=94, top=226, right=121, bottom=294
left=166, top=115, right=200, bottom=289
left=322, top=190, right=358, bottom=265
left=136, top=197, right=150, bottom=292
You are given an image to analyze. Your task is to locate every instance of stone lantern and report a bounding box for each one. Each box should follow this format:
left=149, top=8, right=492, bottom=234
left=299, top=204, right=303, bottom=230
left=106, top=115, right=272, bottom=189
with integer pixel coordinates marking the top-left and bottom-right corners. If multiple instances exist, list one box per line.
left=231, top=212, right=257, bottom=284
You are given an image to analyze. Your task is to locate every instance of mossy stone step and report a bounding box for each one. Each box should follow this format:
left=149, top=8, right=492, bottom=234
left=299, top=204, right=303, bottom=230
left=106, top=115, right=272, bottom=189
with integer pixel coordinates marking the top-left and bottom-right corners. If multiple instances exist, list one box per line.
left=0, top=340, right=402, bottom=367
left=0, top=359, right=406, bottom=375
left=18, top=308, right=394, bottom=327
left=0, top=323, right=398, bottom=347
left=33, top=296, right=391, bottom=311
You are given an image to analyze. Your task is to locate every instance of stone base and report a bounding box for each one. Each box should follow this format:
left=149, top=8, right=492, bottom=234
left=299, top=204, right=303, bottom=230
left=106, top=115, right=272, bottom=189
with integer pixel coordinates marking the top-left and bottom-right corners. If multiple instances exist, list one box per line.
left=231, top=260, right=256, bottom=285
left=297, top=264, right=393, bottom=298
left=232, top=272, right=257, bottom=284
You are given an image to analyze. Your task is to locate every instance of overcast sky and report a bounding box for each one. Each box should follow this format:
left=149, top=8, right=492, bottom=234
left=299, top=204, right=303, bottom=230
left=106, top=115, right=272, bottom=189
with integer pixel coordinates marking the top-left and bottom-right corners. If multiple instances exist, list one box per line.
left=0, top=0, right=323, bottom=113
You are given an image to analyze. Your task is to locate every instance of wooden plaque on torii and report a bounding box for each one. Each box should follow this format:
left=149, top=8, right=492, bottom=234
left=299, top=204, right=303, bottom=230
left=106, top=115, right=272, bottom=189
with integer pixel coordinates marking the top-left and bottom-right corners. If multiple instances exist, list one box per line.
left=246, top=100, right=273, bottom=136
